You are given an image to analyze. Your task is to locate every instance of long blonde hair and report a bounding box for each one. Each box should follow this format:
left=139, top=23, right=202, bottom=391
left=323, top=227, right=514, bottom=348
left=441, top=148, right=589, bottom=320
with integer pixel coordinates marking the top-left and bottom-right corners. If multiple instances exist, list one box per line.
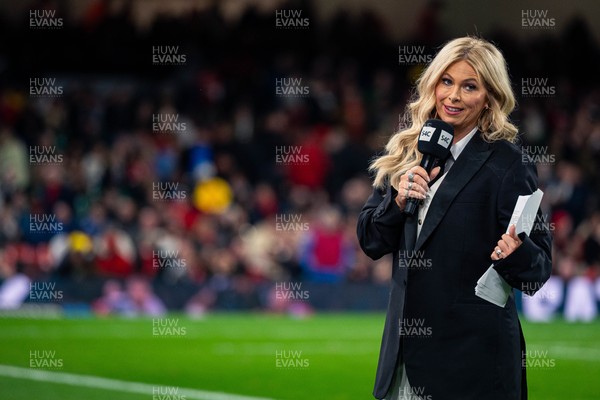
left=371, top=36, right=518, bottom=189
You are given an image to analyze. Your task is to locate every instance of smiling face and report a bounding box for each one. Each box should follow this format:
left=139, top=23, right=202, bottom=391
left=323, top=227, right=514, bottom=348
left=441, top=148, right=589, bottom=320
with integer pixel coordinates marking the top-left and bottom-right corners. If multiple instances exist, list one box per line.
left=434, top=60, right=489, bottom=142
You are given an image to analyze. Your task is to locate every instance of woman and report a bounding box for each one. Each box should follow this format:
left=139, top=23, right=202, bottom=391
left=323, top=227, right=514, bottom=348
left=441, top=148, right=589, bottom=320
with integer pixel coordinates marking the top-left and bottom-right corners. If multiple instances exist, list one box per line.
left=357, top=37, right=552, bottom=400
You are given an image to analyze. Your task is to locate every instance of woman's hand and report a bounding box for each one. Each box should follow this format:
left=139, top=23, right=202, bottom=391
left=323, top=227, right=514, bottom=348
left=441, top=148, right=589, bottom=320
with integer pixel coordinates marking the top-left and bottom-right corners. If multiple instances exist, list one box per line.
left=490, top=225, right=522, bottom=261
left=394, top=166, right=440, bottom=210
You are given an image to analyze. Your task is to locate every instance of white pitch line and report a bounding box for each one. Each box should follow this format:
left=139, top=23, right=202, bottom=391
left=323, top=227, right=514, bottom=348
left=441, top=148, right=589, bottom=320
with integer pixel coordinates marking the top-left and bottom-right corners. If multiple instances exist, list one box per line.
left=547, top=346, right=600, bottom=362
left=0, top=364, right=277, bottom=400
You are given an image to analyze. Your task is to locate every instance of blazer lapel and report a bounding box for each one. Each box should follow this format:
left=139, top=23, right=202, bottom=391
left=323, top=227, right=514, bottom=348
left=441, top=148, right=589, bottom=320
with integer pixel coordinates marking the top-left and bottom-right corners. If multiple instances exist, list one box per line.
left=414, top=131, right=492, bottom=251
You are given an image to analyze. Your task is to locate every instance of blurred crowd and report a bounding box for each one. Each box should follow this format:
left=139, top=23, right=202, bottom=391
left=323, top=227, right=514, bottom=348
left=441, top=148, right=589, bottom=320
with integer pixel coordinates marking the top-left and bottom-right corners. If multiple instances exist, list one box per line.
left=0, top=0, right=599, bottom=314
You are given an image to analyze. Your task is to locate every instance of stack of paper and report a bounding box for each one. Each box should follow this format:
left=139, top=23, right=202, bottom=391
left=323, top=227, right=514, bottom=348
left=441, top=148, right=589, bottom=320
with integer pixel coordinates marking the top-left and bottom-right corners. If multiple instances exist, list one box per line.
left=475, top=189, right=544, bottom=307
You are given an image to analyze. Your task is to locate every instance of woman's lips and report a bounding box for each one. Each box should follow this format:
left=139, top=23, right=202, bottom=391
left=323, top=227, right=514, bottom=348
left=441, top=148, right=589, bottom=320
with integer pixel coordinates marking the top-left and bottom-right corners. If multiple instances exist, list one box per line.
left=443, top=104, right=463, bottom=115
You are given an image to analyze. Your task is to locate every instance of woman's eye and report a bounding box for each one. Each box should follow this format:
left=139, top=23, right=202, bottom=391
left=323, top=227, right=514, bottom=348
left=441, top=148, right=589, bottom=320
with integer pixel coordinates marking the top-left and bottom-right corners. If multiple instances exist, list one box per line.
left=464, top=84, right=477, bottom=91
left=441, top=78, right=452, bottom=85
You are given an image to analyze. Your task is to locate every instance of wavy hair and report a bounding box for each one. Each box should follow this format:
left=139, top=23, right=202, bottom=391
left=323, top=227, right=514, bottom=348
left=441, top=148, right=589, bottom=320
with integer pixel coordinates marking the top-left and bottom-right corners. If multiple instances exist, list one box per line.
left=371, top=36, right=518, bottom=189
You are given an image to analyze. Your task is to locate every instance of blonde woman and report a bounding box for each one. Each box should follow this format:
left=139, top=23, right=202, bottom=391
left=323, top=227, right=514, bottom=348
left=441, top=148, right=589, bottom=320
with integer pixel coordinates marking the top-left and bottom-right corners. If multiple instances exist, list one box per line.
left=357, top=37, right=552, bottom=400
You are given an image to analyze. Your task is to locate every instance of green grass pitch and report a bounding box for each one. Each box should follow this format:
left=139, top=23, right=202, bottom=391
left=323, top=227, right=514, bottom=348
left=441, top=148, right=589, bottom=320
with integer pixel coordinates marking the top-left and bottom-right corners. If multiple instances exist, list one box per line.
left=0, top=314, right=598, bottom=399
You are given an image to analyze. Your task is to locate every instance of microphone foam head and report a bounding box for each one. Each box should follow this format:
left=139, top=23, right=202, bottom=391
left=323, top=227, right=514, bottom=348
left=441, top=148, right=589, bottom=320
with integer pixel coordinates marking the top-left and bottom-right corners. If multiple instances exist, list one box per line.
left=417, top=119, right=455, bottom=159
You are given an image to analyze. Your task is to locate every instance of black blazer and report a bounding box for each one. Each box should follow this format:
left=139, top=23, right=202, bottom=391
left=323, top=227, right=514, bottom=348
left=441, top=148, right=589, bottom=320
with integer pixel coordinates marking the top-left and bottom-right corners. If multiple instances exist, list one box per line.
left=357, top=131, right=552, bottom=400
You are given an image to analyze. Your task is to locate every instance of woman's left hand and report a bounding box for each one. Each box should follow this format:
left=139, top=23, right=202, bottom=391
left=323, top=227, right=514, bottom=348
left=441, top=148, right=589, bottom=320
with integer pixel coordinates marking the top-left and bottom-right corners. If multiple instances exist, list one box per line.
left=490, top=225, right=522, bottom=261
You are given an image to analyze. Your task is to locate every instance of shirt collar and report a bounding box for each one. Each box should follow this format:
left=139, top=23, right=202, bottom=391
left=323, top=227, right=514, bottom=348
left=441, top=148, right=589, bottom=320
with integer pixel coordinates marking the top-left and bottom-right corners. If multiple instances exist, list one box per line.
left=450, top=126, right=478, bottom=160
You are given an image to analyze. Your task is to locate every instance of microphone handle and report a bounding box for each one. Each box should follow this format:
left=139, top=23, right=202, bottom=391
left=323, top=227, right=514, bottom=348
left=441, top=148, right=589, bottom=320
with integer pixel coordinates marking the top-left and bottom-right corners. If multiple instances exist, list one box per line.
left=403, top=155, right=436, bottom=216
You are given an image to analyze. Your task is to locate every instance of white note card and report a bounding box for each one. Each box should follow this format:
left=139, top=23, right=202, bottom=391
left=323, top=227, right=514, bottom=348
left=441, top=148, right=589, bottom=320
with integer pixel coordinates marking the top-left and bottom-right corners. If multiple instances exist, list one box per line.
left=475, top=189, right=544, bottom=307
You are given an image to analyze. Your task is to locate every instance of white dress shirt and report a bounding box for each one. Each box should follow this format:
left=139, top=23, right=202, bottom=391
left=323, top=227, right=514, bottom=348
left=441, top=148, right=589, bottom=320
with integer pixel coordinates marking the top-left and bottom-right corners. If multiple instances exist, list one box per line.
left=416, top=127, right=478, bottom=239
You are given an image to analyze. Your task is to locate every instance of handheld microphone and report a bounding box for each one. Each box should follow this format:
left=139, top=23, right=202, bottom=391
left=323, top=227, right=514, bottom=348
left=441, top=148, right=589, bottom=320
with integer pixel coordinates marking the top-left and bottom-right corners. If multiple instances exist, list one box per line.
left=403, top=119, right=454, bottom=216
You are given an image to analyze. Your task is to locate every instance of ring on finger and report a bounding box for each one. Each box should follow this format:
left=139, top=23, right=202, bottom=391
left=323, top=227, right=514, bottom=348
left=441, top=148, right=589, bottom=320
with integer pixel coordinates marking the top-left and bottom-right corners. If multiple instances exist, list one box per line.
left=495, top=248, right=503, bottom=257
left=407, top=172, right=414, bottom=182
left=407, top=182, right=413, bottom=190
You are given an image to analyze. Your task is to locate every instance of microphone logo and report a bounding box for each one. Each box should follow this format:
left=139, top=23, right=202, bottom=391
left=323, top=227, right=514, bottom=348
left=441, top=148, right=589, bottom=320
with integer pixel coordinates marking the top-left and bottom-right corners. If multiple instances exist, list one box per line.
left=438, top=130, right=452, bottom=148
left=404, top=119, right=454, bottom=216
left=419, top=126, right=435, bottom=141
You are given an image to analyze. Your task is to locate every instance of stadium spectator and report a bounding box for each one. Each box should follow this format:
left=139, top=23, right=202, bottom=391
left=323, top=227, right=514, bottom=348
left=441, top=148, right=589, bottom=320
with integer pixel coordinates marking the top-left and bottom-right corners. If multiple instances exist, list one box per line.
left=94, top=276, right=167, bottom=317
left=0, top=248, right=30, bottom=309
left=299, top=206, right=353, bottom=282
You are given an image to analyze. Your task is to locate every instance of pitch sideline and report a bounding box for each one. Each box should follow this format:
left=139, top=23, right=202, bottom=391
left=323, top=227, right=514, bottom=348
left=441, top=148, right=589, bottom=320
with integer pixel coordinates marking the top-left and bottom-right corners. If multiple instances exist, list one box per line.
left=0, top=364, right=277, bottom=400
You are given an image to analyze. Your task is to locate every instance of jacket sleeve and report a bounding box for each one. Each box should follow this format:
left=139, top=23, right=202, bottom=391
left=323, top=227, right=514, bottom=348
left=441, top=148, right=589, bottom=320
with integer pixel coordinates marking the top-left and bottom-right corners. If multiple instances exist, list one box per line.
left=356, top=184, right=406, bottom=260
left=492, top=157, right=552, bottom=295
